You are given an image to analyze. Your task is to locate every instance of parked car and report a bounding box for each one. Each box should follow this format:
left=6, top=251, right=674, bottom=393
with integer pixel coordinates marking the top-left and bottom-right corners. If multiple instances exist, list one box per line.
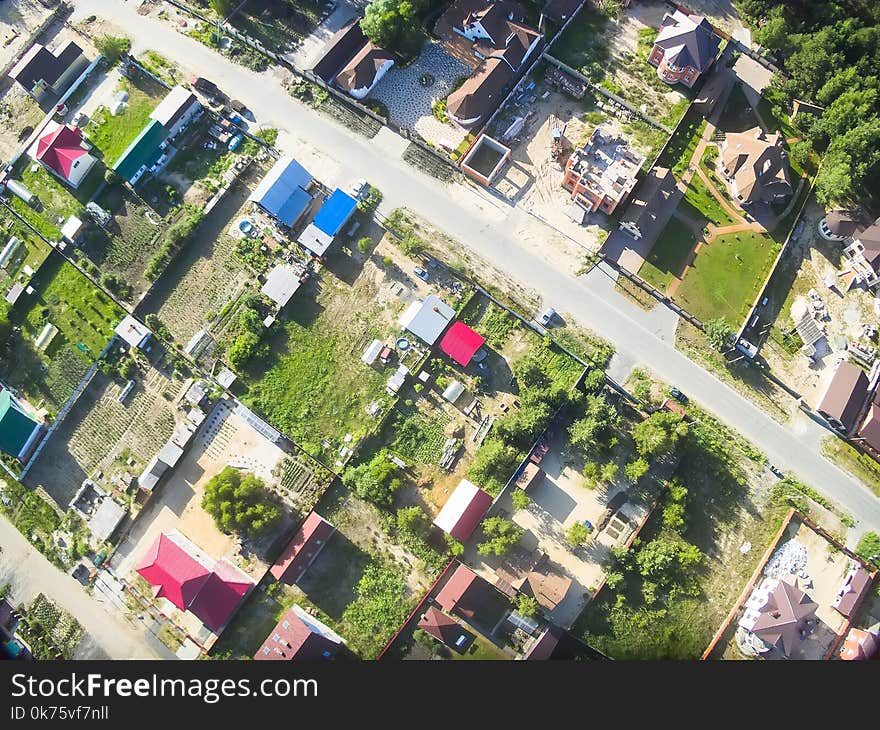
left=229, top=99, right=248, bottom=115
left=351, top=178, right=369, bottom=200
left=538, top=307, right=557, bottom=326
left=669, top=387, right=688, bottom=404
left=191, top=76, right=220, bottom=96
left=768, top=464, right=785, bottom=479
left=228, top=133, right=244, bottom=151
left=413, top=266, right=429, bottom=282
left=203, top=140, right=217, bottom=150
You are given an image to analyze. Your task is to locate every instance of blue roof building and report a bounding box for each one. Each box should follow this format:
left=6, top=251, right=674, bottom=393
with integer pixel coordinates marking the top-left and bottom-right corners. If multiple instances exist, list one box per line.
left=297, top=188, right=358, bottom=257
left=248, top=157, right=314, bottom=227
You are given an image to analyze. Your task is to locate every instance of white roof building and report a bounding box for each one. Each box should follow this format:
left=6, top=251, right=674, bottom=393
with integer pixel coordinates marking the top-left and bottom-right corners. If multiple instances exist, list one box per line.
left=398, top=295, right=455, bottom=345
left=260, top=264, right=303, bottom=309
left=114, top=315, right=152, bottom=349
left=361, top=338, right=383, bottom=365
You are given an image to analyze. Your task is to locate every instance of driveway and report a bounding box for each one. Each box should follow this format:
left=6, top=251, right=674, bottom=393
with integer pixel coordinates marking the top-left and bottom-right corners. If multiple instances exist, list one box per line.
left=0, top=513, right=173, bottom=659
left=69, top=0, right=880, bottom=538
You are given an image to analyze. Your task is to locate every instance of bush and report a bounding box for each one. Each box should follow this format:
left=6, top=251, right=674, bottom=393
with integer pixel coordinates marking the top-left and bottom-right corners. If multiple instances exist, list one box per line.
left=343, top=452, right=403, bottom=507
left=356, top=236, right=372, bottom=253
left=511, top=489, right=530, bottom=511
left=856, top=532, right=880, bottom=569
left=514, top=593, right=539, bottom=618
left=432, top=99, right=449, bottom=123
left=624, top=458, right=649, bottom=484
left=255, top=127, right=278, bottom=146
left=201, top=467, right=282, bottom=537
left=96, top=35, right=131, bottom=66
left=468, top=438, right=521, bottom=495
left=566, top=521, right=592, bottom=547
left=357, top=187, right=383, bottom=214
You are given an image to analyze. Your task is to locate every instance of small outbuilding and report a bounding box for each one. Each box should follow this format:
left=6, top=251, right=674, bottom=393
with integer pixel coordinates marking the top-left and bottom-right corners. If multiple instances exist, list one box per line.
left=439, top=321, right=486, bottom=366
left=433, top=479, right=493, bottom=542
left=398, top=295, right=455, bottom=345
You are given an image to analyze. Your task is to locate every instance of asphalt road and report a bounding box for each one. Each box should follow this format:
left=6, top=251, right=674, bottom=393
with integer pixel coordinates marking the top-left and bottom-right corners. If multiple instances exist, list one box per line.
left=0, top=514, right=174, bottom=659
left=71, top=0, right=880, bottom=537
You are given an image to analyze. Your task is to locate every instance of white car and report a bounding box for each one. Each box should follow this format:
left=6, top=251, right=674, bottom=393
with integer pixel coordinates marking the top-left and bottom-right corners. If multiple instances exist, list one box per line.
left=538, top=307, right=557, bottom=326
left=351, top=178, right=369, bottom=200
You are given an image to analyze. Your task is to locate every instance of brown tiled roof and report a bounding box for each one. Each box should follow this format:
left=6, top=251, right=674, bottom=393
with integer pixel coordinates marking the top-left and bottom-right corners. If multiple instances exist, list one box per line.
left=653, top=11, right=719, bottom=72
left=721, top=127, right=792, bottom=205
left=858, top=401, right=880, bottom=451
left=840, top=627, right=879, bottom=660
left=312, top=20, right=366, bottom=83
left=417, top=606, right=471, bottom=648
left=857, top=219, right=880, bottom=266
left=519, top=560, right=572, bottom=612
left=824, top=209, right=871, bottom=239
left=750, top=578, right=817, bottom=658
left=832, top=566, right=873, bottom=618
left=334, top=42, right=394, bottom=92
left=447, top=57, right=513, bottom=124
left=817, top=361, right=869, bottom=432
left=434, top=563, right=511, bottom=629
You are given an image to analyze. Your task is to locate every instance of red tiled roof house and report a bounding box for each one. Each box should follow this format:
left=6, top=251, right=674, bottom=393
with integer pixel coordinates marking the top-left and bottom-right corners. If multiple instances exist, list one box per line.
left=254, top=604, right=345, bottom=660
left=270, top=511, right=336, bottom=585
left=439, top=321, right=486, bottom=367
left=135, top=531, right=253, bottom=633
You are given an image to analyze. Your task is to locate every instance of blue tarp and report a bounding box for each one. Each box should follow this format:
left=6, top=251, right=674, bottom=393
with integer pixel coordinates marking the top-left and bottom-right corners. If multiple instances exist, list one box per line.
left=249, top=157, right=314, bottom=227
left=312, top=188, right=358, bottom=236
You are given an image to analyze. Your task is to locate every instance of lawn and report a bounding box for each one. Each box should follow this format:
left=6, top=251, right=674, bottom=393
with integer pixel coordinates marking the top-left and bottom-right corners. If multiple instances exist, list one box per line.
left=638, top=216, right=697, bottom=291
left=681, top=172, right=738, bottom=227
left=546, top=4, right=610, bottom=77
left=673, top=229, right=781, bottom=323
left=822, top=437, right=880, bottom=497
left=657, top=110, right=706, bottom=178
left=15, top=160, right=103, bottom=222
left=85, top=76, right=165, bottom=165
left=453, top=633, right=510, bottom=660
left=241, top=276, right=389, bottom=457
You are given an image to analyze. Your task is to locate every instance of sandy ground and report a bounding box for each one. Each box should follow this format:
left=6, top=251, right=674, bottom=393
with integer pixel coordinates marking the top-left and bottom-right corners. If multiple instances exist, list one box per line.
left=0, top=0, right=52, bottom=73
left=110, top=399, right=288, bottom=583
left=762, top=200, right=878, bottom=405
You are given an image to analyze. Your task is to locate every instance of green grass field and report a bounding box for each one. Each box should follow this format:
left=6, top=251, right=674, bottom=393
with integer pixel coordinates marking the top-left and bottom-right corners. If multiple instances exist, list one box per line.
left=638, top=216, right=697, bottom=291
left=17, top=160, right=103, bottom=221
left=657, top=111, right=706, bottom=178
left=85, top=76, right=165, bottom=165
left=681, top=173, right=737, bottom=227
left=673, top=230, right=780, bottom=322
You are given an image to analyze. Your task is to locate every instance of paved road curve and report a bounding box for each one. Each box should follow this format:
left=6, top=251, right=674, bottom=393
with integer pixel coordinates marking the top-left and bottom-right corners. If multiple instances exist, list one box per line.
left=0, top=514, right=174, bottom=659
left=71, top=1, right=880, bottom=536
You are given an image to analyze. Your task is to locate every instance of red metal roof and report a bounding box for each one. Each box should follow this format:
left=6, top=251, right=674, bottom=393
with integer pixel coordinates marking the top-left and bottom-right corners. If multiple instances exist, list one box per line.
left=435, top=564, right=479, bottom=615
left=439, top=321, right=486, bottom=367
left=253, top=606, right=342, bottom=660
left=36, top=124, right=88, bottom=180
left=417, top=605, right=469, bottom=648
left=270, top=511, right=335, bottom=584
left=135, top=532, right=253, bottom=633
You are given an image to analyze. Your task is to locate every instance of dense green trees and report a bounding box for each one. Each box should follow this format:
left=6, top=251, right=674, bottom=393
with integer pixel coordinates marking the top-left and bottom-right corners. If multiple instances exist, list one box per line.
left=477, top=517, right=523, bottom=556
left=202, top=467, right=281, bottom=537
left=738, top=1, right=880, bottom=204
left=631, top=412, right=688, bottom=458
left=226, top=297, right=268, bottom=370
left=96, top=35, right=131, bottom=65
left=468, top=439, right=521, bottom=494
left=361, top=0, right=424, bottom=57
left=704, top=318, right=732, bottom=351
left=343, top=451, right=404, bottom=507
left=568, top=393, right=620, bottom=453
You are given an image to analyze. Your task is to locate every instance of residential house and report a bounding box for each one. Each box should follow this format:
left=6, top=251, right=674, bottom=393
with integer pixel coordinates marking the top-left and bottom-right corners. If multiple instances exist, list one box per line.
left=27, top=122, right=97, bottom=189
left=0, top=389, right=44, bottom=463
left=0, top=598, right=30, bottom=660
left=432, top=478, right=493, bottom=542
left=838, top=217, right=880, bottom=289
left=135, top=530, right=254, bottom=633
left=270, top=511, right=336, bottom=585
left=260, top=263, right=307, bottom=310
left=563, top=125, right=646, bottom=215
left=9, top=40, right=90, bottom=103
left=248, top=156, right=314, bottom=228
left=818, top=209, right=872, bottom=243
left=434, top=562, right=512, bottom=633
left=815, top=361, right=870, bottom=435
left=439, top=321, right=486, bottom=367
left=297, top=188, right=359, bottom=257
left=831, top=563, right=873, bottom=619
left=618, top=166, right=676, bottom=241
left=114, top=315, right=152, bottom=350
left=647, top=10, right=719, bottom=88
left=718, top=127, right=792, bottom=207
left=439, top=0, right=544, bottom=128
left=737, top=576, right=818, bottom=658
left=398, top=294, right=456, bottom=346
left=150, top=85, right=203, bottom=139
left=111, top=119, right=171, bottom=186
left=253, top=604, right=345, bottom=660
left=417, top=605, right=475, bottom=652
left=312, top=20, right=394, bottom=100
left=839, top=626, right=879, bottom=660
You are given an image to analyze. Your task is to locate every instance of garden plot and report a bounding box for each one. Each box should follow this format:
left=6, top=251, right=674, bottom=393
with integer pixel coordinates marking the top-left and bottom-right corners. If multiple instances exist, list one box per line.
left=110, top=398, right=306, bottom=583
left=0, top=0, right=53, bottom=73
left=139, top=169, right=257, bottom=343
left=25, top=366, right=185, bottom=507
left=0, top=85, right=43, bottom=161
left=1, top=253, right=124, bottom=414
left=551, top=2, right=691, bottom=128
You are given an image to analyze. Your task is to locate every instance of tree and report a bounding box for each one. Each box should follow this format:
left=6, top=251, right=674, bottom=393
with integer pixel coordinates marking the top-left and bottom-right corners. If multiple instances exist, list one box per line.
left=582, top=460, right=599, bottom=487
left=631, top=412, right=688, bottom=457
left=600, top=461, right=619, bottom=485
left=468, top=439, right=521, bottom=494
left=361, top=0, right=424, bottom=57
left=514, top=593, right=539, bottom=618
left=856, top=531, right=880, bottom=568
left=396, top=505, right=429, bottom=538
left=343, top=452, right=403, bottom=507
left=624, top=457, right=649, bottom=484
left=511, top=488, right=530, bottom=511
left=512, top=352, right=548, bottom=389
left=704, top=318, right=732, bottom=351
left=566, top=521, right=591, bottom=547
left=209, top=0, right=234, bottom=15
left=96, top=35, right=131, bottom=65
left=477, top=517, right=523, bottom=556
left=201, top=467, right=281, bottom=537
left=568, top=394, right=619, bottom=452
left=815, top=150, right=855, bottom=205
left=444, top=534, right=464, bottom=556
left=661, top=480, right=688, bottom=533
left=634, top=534, right=704, bottom=596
